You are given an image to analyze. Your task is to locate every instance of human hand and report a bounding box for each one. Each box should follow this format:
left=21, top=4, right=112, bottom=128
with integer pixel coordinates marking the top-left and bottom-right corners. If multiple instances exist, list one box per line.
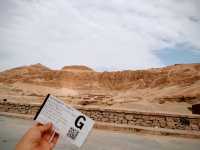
left=16, top=122, right=59, bottom=150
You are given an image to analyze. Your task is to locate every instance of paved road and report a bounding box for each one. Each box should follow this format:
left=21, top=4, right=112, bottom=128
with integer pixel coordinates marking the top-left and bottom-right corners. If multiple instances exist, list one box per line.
left=0, top=116, right=200, bottom=150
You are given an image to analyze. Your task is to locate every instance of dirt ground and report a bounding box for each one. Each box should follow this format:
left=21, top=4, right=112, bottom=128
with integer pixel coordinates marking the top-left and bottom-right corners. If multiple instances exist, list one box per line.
left=0, top=82, right=194, bottom=114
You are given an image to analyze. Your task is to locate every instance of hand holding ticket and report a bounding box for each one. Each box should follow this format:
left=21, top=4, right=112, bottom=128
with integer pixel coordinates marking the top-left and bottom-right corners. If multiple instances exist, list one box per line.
left=34, top=94, right=94, bottom=147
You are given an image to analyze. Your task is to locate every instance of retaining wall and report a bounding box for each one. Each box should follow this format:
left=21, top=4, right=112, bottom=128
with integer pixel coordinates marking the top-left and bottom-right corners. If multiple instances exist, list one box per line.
left=0, top=101, right=200, bottom=131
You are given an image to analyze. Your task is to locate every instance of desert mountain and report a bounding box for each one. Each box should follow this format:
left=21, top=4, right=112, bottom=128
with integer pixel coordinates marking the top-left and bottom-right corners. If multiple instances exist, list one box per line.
left=0, top=63, right=199, bottom=90
left=0, top=63, right=199, bottom=114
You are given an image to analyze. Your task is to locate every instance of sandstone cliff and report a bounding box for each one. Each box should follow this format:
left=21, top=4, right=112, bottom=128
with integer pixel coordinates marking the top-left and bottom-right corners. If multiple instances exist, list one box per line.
left=0, top=63, right=199, bottom=90
left=0, top=63, right=199, bottom=113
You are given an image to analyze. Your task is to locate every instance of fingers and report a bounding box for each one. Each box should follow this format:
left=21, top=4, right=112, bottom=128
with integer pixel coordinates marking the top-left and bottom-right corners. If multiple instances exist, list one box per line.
left=35, top=122, right=59, bottom=149
left=50, top=133, right=59, bottom=149
left=37, top=122, right=53, bottom=133
left=43, top=128, right=53, bottom=141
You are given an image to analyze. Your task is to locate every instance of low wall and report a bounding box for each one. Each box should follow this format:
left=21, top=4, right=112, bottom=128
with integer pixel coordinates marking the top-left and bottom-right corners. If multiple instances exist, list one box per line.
left=0, top=101, right=200, bottom=131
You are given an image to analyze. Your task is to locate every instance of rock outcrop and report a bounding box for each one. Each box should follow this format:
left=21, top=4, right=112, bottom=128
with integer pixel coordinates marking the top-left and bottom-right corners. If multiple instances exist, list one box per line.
left=62, top=65, right=94, bottom=72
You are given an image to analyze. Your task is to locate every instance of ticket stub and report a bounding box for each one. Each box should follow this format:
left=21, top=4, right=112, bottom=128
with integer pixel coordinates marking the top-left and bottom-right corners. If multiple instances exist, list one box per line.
left=34, top=94, right=94, bottom=147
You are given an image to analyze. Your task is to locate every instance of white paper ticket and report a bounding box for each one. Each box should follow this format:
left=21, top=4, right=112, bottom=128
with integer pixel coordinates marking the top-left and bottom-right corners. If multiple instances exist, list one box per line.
left=34, top=94, right=94, bottom=147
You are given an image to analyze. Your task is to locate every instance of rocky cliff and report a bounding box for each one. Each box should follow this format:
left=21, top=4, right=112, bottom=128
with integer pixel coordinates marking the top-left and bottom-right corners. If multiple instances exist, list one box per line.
left=0, top=63, right=199, bottom=112
left=0, top=63, right=199, bottom=90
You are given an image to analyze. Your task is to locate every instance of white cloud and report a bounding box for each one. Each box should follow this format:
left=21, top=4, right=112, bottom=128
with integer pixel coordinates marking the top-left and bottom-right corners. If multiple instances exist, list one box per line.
left=0, top=0, right=199, bottom=71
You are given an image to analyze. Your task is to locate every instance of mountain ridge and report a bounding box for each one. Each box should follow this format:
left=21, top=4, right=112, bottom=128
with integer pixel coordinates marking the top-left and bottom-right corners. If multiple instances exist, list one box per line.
left=0, top=63, right=199, bottom=113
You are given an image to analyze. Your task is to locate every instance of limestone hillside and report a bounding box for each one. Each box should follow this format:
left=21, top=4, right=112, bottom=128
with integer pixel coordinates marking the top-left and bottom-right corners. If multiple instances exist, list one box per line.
left=0, top=63, right=200, bottom=106
left=0, top=63, right=199, bottom=89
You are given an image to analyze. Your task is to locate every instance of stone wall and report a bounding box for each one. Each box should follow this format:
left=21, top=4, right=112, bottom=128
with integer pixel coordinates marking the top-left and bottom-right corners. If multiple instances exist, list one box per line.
left=0, top=101, right=200, bottom=131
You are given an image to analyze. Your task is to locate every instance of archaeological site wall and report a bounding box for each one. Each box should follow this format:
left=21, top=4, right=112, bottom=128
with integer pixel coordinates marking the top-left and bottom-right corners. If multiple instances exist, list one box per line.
left=0, top=101, right=200, bottom=131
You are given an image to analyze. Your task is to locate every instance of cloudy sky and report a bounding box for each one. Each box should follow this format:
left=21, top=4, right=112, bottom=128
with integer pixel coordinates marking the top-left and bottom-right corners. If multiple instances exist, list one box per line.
left=0, top=0, right=200, bottom=71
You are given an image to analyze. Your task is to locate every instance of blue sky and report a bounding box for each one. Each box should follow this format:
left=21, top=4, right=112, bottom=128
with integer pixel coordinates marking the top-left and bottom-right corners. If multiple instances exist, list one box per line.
left=156, top=43, right=200, bottom=66
left=158, top=49, right=200, bottom=65
left=0, top=0, right=200, bottom=71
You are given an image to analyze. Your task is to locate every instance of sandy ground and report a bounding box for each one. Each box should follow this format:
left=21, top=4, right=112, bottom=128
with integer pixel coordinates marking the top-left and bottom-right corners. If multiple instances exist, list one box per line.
left=1, top=116, right=200, bottom=150
left=0, top=82, right=194, bottom=114
left=0, top=94, right=192, bottom=114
